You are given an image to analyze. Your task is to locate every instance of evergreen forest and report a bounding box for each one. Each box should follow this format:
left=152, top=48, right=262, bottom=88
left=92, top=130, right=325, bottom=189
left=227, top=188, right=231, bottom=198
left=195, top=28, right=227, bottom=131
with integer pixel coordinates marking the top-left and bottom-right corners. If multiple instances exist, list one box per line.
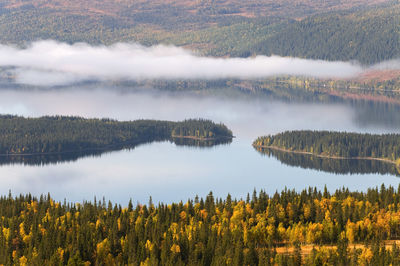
left=0, top=1, right=398, bottom=65
left=253, top=131, right=400, bottom=163
left=1, top=186, right=400, bottom=265
left=0, top=115, right=232, bottom=155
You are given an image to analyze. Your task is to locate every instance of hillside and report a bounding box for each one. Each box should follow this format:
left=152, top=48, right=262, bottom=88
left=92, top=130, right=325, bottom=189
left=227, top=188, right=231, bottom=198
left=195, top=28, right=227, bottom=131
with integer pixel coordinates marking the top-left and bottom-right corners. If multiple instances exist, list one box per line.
left=0, top=0, right=391, bottom=21
left=0, top=0, right=398, bottom=64
left=251, top=5, right=400, bottom=64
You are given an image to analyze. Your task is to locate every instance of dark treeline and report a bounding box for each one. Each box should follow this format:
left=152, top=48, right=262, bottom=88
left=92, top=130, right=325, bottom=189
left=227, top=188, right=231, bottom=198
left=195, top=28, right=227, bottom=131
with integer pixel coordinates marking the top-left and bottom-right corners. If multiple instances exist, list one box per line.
left=256, top=147, right=400, bottom=176
left=254, top=131, right=400, bottom=162
left=0, top=115, right=232, bottom=155
left=171, top=119, right=233, bottom=139
left=1, top=186, right=400, bottom=265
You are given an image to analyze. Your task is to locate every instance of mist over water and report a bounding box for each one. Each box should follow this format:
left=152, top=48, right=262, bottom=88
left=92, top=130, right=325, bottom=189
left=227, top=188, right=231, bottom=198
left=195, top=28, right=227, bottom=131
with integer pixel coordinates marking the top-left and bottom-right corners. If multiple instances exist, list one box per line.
left=0, top=87, right=386, bottom=138
left=0, top=87, right=399, bottom=135
left=1, top=40, right=399, bottom=87
left=0, top=87, right=399, bottom=203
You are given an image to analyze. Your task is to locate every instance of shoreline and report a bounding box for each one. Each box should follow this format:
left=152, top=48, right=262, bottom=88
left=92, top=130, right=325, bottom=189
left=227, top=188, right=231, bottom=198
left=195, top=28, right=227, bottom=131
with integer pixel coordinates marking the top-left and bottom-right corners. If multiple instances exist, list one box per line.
left=0, top=135, right=233, bottom=157
left=254, top=144, right=399, bottom=166
left=171, top=135, right=234, bottom=141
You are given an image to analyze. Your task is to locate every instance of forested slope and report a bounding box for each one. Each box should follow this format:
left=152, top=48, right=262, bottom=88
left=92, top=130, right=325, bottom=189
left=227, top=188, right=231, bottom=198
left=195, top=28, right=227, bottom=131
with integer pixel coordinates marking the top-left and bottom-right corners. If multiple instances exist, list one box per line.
left=0, top=0, right=389, bottom=23
left=0, top=0, right=397, bottom=64
left=251, top=6, right=400, bottom=64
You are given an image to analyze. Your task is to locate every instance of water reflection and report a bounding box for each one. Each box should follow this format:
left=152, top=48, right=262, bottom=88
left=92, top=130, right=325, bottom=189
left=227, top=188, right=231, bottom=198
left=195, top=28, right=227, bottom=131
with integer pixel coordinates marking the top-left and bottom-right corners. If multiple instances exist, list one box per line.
left=255, top=147, right=400, bottom=177
left=0, top=85, right=400, bottom=132
left=172, top=137, right=232, bottom=148
left=0, top=138, right=232, bottom=166
left=0, top=85, right=400, bottom=203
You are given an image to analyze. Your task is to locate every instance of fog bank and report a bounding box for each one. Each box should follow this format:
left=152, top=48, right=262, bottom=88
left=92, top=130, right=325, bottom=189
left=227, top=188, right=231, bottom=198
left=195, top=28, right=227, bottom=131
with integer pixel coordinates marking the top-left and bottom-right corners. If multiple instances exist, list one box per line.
left=0, top=40, right=398, bottom=86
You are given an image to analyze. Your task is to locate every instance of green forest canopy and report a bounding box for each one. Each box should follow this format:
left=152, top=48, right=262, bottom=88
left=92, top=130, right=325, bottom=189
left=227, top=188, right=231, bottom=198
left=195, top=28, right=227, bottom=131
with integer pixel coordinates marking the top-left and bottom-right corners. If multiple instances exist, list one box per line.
left=0, top=115, right=232, bottom=155
left=0, top=1, right=398, bottom=64
left=254, top=130, right=400, bottom=162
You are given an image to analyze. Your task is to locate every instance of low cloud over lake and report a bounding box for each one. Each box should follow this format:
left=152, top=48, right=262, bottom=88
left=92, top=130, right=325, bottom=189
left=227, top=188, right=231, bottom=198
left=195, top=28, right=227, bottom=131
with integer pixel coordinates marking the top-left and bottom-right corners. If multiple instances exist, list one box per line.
left=0, top=40, right=398, bottom=86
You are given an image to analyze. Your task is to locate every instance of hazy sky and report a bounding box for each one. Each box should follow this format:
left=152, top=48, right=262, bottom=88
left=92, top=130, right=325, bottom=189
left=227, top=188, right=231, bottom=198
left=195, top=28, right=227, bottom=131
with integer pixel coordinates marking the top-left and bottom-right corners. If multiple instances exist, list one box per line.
left=1, top=40, right=398, bottom=86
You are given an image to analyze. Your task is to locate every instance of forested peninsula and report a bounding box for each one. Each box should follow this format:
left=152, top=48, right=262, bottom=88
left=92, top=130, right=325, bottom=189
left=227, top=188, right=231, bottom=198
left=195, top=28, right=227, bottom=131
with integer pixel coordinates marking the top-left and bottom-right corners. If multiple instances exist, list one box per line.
left=1, top=186, right=400, bottom=265
left=253, top=131, right=400, bottom=166
left=0, top=115, right=232, bottom=155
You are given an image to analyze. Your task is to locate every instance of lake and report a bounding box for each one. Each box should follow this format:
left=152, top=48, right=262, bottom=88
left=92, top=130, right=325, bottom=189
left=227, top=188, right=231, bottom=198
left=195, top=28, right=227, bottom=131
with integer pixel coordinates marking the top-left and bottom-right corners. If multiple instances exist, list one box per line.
left=0, top=86, right=399, bottom=204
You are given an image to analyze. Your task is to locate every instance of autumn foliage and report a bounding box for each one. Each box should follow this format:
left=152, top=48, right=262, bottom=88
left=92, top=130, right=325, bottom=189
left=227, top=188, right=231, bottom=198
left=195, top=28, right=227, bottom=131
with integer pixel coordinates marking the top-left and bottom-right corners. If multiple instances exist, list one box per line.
left=0, top=185, right=400, bottom=265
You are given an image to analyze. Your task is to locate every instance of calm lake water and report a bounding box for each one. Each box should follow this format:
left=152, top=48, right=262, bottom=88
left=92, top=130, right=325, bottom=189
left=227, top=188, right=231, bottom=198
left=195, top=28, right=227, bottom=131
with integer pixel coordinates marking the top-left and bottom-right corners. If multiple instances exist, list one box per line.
left=0, top=86, right=399, bottom=204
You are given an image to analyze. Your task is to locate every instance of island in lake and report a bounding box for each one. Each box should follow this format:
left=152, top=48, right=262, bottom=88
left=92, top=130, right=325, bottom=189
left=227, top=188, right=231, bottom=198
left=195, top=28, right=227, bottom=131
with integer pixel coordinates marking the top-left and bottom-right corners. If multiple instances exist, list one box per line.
left=253, top=130, right=400, bottom=175
left=0, top=115, right=233, bottom=165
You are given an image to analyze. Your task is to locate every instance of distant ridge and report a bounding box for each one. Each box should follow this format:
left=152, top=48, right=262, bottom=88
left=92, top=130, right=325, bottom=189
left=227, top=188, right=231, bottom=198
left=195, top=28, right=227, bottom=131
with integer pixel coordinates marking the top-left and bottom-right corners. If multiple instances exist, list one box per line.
left=0, top=0, right=397, bottom=64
